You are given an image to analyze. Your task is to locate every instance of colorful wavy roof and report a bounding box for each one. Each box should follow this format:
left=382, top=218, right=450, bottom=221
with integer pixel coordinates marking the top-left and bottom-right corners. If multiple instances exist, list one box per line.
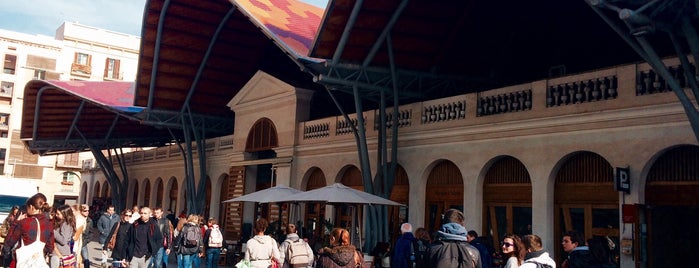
left=41, top=80, right=141, bottom=112
left=233, top=0, right=324, bottom=59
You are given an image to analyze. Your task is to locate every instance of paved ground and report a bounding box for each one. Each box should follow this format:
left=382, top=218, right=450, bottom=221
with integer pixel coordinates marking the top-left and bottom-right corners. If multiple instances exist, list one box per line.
left=83, top=239, right=237, bottom=268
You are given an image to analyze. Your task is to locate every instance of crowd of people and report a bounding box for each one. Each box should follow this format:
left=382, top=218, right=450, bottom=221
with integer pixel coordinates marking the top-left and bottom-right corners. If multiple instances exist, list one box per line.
left=0, top=193, right=228, bottom=268
left=0, top=194, right=617, bottom=268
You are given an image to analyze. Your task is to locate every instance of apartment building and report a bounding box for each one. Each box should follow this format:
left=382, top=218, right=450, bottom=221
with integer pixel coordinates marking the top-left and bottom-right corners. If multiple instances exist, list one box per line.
left=0, top=22, right=139, bottom=205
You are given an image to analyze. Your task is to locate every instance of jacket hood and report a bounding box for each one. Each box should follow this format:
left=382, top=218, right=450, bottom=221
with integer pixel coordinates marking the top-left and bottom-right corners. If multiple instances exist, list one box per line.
left=252, top=234, right=272, bottom=244
left=322, top=245, right=357, bottom=266
left=436, top=223, right=468, bottom=242
left=524, top=251, right=556, bottom=267
left=285, top=233, right=301, bottom=242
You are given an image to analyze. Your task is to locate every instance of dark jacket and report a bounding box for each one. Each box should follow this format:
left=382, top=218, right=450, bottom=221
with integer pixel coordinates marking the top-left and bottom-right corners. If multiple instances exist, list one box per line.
left=82, top=217, right=93, bottom=244
left=316, top=245, right=360, bottom=268
left=97, top=212, right=119, bottom=244
left=428, top=223, right=481, bottom=268
left=104, top=220, right=132, bottom=261
left=566, top=247, right=592, bottom=268
left=470, top=238, right=492, bottom=268
left=126, top=218, right=163, bottom=261
left=392, top=232, right=416, bottom=268
left=155, top=217, right=172, bottom=250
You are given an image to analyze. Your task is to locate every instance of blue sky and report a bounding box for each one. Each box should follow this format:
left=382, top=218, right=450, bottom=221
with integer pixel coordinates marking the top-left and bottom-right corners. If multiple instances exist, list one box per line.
left=0, top=0, right=328, bottom=37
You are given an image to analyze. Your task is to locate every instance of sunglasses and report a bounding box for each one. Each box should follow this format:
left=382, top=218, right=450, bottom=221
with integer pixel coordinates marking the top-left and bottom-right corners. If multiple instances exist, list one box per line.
left=502, top=242, right=514, bottom=247
left=125, top=214, right=132, bottom=217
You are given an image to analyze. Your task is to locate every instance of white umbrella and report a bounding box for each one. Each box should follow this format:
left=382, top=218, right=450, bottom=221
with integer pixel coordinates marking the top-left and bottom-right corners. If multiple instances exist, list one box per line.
left=288, top=183, right=405, bottom=206
left=222, top=184, right=302, bottom=203
left=289, top=183, right=404, bottom=252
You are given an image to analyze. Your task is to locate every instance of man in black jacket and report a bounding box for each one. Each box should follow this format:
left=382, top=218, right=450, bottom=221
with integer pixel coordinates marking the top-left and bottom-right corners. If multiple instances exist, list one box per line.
left=126, top=207, right=163, bottom=268
left=428, top=209, right=481, bottom=268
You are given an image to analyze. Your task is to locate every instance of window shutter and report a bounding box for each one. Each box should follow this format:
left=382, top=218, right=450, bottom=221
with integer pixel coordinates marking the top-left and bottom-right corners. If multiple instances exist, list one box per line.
left=104, top=58, right=109, bottom=78
left=87, top=54, right=92, bottom=67
left=74, top=52, right=78, bottom=63
left=114, top=59, right=121, bottom=79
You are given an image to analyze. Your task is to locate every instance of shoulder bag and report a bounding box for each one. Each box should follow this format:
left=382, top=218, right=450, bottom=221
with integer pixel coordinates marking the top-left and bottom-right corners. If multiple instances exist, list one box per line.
left=15, top=217, right=49, bottom=268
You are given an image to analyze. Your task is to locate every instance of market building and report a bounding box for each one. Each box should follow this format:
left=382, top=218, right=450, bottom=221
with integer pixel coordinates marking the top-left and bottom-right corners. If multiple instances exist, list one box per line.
left=19, top=0, right=698, bottom=267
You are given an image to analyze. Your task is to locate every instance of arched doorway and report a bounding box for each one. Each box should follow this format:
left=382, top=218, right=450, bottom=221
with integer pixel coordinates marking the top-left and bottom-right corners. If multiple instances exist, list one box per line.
left=483, top=156, right=532, bottom=248
left=204, top=176, right=212, bottom=220
left=304, top=167, right=327, bottom=240
left=168, top=179, right=179, bottom=213
left=388, top=165, right=409, bottom=243
left=644, top=145, right=699, bottom=267
left=103, top=182, right=111, bottom=198
left=94, top=181, right=101, bottom=199
left=245, top=118, right=279, bottom=225
left=554, top=151, right=619, bottom=265
left=337, top=166, right=363, bottom=229
left=155, top=178, right=164, bottom=207
left=80, top=182, right=88, bottom=204
left=132, top=180, right=139, bottom=207
left=143, top=179, right=151, bottom=207
left=425, top=160, right=464, bottom=233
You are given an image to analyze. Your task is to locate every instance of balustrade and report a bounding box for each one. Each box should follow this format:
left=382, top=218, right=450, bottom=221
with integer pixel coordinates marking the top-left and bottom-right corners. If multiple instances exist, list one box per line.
left=636, top=64, right=695, bottom=95
left=547, top=76, right=617, bottom=107
left=477, top=90, right=531, bottom=116
left=375, top=109, right=412, bottom=129
left=421, top=101, right=466, bottom=124
left=303, top=122, right=330, bottom=139
left=337, top=117, right=364, bottom=135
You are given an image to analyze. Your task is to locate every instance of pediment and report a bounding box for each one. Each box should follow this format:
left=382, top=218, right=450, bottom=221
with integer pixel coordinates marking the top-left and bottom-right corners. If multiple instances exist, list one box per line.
left=228, top=70, right=295, bottom=110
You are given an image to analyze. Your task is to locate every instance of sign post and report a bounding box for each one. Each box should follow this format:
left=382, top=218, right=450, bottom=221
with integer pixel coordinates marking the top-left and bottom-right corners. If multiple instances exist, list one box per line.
left=615, top=167, right=630, bottom=194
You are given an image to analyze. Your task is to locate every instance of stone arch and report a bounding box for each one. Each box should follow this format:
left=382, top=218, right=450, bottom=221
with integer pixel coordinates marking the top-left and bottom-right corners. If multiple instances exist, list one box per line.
left=143, top=178, right=151, bottom=207
left=155, top=177, right=164, bottom=208
left=94, top=181, right=101, bottom=198
left=166, top=177, right=179, bottom=213
left=80, top=181, right=89, bottom=204
left=424, top=159, right=464, bottom=233
left=642, top=144, right=699, bottom=267
left=482, top=155, right=532, bottom=247
left=131, top=179, right=140, bottom=207
left=553, top=151, right=618, bottom=263
left=302, top=167, right=327, bottom=239
left=245, top=117, right=279, bottom=152
left=388, top=164, right=409, bottom=243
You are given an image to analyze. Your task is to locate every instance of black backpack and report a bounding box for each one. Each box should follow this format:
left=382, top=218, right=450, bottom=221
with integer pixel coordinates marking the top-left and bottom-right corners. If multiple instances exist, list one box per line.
left=411, top=240, right=429, bottom=267
left=179, top=225, right=201, bottom=254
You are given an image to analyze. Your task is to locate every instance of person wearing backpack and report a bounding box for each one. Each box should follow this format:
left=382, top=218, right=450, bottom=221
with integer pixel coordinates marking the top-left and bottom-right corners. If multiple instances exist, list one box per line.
left=203, top=218, right=226, bottom=268
left=427, top=209, right=481, bottom=268
left=278, top=223, right=313, bottom=268
left=174, top=214, right=204, bottom=268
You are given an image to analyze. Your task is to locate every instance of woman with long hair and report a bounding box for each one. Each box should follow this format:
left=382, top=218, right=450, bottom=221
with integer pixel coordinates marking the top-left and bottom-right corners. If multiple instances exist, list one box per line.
left=104, top=209, right=133, bottom=267
left=316, top=228, right=363, bottom=268
left=244, top=218, right=281, bottom=268
left=50, top=205, right=76, bottom=268
left=501, top=234, right=526, bottom=268
left=1, top=193, right=54, bottom=267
